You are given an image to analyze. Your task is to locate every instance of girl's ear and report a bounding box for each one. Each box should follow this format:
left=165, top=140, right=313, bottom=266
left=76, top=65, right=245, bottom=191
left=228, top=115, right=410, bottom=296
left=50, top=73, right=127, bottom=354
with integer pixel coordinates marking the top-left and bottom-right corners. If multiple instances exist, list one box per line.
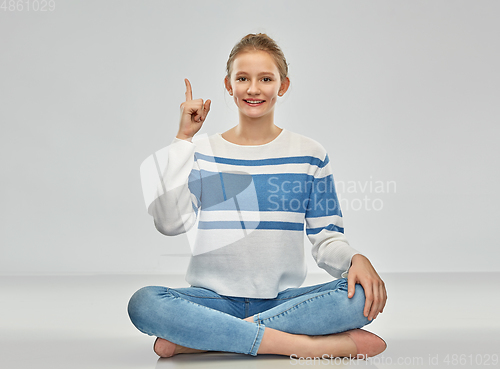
left=278, top=77, right=290, bottom=96
left=224, top=76, right=233, bottom=95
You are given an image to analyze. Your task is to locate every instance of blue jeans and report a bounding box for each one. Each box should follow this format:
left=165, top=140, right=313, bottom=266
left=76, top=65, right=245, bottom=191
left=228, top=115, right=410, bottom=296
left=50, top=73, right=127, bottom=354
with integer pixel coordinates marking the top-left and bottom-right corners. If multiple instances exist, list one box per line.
left=128, top=278, right=371, bottom=356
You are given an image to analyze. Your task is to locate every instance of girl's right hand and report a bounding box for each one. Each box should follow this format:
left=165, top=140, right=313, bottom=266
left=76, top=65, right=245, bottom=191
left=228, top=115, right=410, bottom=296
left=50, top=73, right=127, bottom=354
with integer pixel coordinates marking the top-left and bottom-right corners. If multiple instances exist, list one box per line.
left=177, top=78, right=211, bottom=140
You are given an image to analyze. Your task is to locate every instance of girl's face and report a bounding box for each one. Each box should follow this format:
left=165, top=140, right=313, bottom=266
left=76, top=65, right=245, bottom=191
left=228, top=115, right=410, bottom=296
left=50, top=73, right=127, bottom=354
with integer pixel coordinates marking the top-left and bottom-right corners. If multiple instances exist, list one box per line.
left=225, top=50, right=289, bottom=121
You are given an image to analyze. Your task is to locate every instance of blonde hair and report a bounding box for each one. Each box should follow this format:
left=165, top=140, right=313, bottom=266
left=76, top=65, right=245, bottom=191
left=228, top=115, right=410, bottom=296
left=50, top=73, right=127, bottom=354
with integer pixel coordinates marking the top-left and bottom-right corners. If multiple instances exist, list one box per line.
left=226, top=33, right=289, bottom=82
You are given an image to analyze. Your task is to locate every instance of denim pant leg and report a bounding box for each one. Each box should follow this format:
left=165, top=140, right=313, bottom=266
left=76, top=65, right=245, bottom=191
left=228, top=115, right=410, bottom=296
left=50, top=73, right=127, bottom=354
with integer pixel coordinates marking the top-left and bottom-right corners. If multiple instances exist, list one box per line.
left=251, top=278, right=372, bottom=335
left=127, top=286, right=265, bottom=356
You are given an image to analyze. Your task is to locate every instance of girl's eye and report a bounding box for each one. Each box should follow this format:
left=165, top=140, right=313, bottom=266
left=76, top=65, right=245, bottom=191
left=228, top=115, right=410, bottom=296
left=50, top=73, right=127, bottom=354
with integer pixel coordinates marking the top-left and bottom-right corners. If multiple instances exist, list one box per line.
left=237, top=77, right=247, bottom=81
left=262, top=77, right=272, bottom=82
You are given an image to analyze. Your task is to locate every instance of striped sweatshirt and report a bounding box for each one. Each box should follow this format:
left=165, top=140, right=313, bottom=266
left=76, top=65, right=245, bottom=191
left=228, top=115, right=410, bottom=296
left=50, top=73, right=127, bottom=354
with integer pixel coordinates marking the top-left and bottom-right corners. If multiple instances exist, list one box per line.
left=143, top=128, right=359, bottom=298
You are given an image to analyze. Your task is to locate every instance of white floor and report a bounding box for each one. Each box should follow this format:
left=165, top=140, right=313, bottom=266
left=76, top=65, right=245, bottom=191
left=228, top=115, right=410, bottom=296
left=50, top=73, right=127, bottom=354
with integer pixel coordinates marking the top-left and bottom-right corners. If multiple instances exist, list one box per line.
left=1, top=272, right=498, bottom=369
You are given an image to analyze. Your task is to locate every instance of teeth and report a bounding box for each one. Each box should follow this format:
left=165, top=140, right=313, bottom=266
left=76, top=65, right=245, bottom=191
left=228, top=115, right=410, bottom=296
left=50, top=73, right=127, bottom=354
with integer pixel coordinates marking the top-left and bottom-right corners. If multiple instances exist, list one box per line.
left=246, top=100, right=263, bottom=104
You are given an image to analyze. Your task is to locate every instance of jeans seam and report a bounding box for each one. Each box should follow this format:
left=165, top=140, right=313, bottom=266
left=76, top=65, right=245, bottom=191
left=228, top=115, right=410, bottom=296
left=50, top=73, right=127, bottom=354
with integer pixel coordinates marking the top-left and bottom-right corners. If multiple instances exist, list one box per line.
left=273, top=280, right=345, bottom=301
left=249, top=323, right=264, bottom=356
left=167, top=287, right=228, bottom=300
left=260, top=289, right=340, bottom=322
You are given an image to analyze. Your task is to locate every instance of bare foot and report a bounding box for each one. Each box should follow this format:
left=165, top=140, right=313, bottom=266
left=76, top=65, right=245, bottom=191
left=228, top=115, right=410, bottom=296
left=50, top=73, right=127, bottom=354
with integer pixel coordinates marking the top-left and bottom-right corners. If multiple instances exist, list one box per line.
left=257, top=328, right=379, bottom=358
left=344, top=329, right=387, bottom=358
left=305, top=330, right=386, bottom=359
left=300, top=332, right=358, bottom=358
left=154, top=337, right=208, bottom=358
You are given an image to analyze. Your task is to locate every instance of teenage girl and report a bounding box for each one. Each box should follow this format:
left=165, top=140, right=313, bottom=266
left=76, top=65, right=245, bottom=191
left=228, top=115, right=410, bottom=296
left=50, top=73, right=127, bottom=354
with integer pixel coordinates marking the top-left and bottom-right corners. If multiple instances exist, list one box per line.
left=128, top=33, right=387, bottom=359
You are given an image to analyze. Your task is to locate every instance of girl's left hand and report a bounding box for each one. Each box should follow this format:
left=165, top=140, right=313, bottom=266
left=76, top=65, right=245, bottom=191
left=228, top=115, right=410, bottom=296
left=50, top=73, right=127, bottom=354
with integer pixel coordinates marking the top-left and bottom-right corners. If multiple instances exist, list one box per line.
left=347, top=254, right=387, bottom=321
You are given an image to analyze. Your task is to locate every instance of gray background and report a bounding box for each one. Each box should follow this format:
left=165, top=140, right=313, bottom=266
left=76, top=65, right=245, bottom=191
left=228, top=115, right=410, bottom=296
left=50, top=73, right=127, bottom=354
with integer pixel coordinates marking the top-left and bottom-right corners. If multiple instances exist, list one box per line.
left=1, top=0, right=498, bottom=275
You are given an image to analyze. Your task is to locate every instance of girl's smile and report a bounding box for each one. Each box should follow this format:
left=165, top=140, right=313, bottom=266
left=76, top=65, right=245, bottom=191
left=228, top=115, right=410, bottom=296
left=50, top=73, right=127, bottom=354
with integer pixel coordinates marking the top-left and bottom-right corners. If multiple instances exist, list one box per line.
left=244, top=99, right=265, bottom=106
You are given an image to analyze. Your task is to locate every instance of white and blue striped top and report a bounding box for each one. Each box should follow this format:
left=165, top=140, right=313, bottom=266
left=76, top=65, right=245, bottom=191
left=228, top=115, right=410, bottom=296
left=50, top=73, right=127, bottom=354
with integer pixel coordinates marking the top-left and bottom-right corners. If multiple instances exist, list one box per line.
left=145, top=128, right=359, bottom=298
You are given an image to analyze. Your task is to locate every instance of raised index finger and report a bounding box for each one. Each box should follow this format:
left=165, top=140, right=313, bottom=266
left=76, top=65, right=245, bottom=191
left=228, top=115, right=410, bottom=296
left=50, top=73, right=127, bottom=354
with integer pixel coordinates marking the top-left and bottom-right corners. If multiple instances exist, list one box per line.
left=184, top=78, right=193, bottom=101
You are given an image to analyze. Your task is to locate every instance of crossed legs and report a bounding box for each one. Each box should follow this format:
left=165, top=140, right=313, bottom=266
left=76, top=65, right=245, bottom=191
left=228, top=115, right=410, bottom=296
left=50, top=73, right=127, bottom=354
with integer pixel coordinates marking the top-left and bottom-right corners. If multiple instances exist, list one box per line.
left=128, top=279, right=386, bottom=358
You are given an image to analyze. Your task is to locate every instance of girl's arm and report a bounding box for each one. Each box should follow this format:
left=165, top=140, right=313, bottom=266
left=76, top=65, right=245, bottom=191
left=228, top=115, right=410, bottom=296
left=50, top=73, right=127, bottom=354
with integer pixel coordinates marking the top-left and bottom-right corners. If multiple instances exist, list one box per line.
left=139, top=79, right=210, bottom=235
left=305, top=150, right=387, bottom=320
left=146, top=138, right=202, bottom=236
left=305, top=153, right=359, bottom=278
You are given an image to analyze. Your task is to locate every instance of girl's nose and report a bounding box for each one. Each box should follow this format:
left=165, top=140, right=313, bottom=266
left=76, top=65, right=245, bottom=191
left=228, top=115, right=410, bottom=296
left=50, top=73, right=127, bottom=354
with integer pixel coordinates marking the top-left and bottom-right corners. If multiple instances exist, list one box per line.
left=247, top=82, right=260, bottom=94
